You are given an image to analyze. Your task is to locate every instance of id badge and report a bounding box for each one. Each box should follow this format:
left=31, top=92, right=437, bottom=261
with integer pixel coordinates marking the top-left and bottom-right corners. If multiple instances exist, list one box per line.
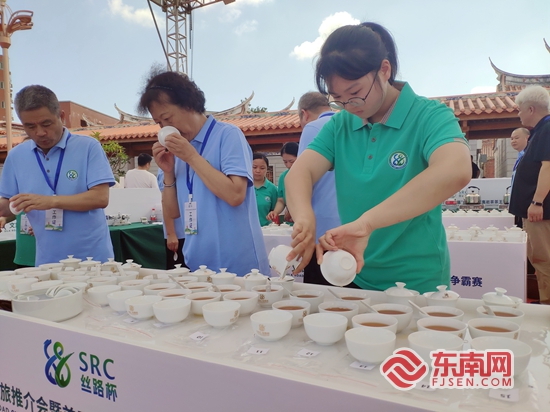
left=45, top=208, right=63, bottom=231
left=184, top=201, right=198, bottom=235
left=20, top=213, right=31, bottom=235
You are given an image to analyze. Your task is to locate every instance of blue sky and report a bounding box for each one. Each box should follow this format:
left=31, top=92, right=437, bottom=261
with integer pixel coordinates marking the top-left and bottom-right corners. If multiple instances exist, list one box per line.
left=10, top=0, right=550, bottom=122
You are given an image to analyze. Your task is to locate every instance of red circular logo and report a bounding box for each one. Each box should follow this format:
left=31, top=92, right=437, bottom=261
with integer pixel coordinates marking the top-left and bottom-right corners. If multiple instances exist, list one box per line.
left=380, top=348, right=429, bottom=390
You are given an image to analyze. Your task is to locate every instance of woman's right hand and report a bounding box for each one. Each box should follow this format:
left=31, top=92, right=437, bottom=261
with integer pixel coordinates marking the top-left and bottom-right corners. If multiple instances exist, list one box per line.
left=288, top=217, right=316, bottom=274
left=152, top=142, right=174, bottom=173
left=266, top=211, right=278, bottom=222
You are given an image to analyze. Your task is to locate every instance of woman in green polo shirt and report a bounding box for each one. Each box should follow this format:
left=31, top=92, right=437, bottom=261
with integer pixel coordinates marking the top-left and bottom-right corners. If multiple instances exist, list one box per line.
left=286, top=22, right=471, bottom=293
left=253, top=153, right=278, bottom=226
left=267, top=142, right=299, bottom=225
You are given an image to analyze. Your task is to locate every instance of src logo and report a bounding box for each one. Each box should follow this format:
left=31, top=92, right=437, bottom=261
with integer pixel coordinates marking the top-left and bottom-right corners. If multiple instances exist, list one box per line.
left=44, top=339, right=74, bottom=388
left=388, top=151, right=408, bottom=170
left=380, top=348, right=428, bottom=390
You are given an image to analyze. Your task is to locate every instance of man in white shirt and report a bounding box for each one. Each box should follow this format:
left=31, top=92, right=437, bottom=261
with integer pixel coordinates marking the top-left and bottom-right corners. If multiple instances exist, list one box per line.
left=124, top=153, right=159, bottom=188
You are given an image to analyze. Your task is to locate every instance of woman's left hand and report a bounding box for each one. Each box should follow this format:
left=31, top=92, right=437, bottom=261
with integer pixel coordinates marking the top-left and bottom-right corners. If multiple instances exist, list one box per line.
left=317, top=219, right=372, bottom=273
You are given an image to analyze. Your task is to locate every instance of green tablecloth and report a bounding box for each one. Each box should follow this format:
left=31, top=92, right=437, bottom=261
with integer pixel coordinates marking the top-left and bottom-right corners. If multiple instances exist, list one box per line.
left=0, top=222, right=165, bottom=270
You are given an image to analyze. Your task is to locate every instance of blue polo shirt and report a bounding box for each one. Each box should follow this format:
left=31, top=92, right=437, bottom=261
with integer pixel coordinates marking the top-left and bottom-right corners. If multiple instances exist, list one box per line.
left=173, top=116, right=269, bottom=276
left=158, top=168, right=185, bottom=239
left=0, top=129, right=115, bottom=265
left=298, top=111, right=341, bottom=240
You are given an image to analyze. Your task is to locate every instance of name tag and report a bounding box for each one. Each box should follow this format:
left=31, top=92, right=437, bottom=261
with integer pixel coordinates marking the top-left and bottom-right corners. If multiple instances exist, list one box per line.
left=20, top=214, right=31, bottom=235
left=184, top=201, right=197, bottom=235
left=45, top=208, right=63, bottom=231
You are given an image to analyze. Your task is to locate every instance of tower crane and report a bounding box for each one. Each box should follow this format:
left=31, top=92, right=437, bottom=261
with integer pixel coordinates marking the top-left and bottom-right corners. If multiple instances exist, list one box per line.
left=148, top=0, right=235, bottom=75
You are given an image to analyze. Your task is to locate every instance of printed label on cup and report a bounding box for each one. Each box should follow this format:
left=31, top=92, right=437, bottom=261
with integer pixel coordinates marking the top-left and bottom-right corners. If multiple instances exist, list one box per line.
left=297, top=349, right=320, bottom=358
left=350, top=361, right=375, bottom=371
left=248, top=347, right=269, bottom=355
left=189, top=332, right=208, bottom=342
left=489, top=389, right=519, bottom=402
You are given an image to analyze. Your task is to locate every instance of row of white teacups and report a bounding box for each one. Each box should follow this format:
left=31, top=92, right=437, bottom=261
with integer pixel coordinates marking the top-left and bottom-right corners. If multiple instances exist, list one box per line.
left=445, top=224, right=525, bottom=242
left=1, top=257, right=532, bottom=376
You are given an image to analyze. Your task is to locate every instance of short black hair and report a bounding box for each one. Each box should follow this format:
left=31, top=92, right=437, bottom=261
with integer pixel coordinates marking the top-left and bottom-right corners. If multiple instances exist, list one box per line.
left=138, top=69, right=206, bottom=115
left=137, top=153, right=153, bottom=167
left=15, top=85, right=60, bottom=117
left=253, top=152, right=269, bottom=167
left=280, top=142, right=298, bottom=157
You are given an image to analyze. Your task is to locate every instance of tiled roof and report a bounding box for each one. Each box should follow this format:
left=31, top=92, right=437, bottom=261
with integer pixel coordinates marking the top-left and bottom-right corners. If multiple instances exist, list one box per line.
left=435, top=91, right=519, bottom=116
left=216, top=111, right=301, bottom=134
left=72, top=122, right=159, bottom=141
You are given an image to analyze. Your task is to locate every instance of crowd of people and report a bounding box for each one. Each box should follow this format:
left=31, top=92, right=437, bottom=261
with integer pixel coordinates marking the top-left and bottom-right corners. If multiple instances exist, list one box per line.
left=1, top=21, right=548, bottom=299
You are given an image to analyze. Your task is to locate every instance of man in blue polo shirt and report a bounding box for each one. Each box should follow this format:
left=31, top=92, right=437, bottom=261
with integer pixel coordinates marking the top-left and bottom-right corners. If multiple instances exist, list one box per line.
left=0, top=85, right=115, bottom=265
left=296, top=92, right=340, bottom=285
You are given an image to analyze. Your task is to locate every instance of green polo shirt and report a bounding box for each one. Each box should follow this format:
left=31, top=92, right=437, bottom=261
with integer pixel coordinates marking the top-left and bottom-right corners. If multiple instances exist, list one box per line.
left=308, top=82, right=467, bottom=293
left=255, top=178, right=278, bottom=226
left=277, top=169, right=288, bottom=202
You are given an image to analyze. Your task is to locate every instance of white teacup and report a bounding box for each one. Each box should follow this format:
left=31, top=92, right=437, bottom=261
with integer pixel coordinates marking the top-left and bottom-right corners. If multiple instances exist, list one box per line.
left=223, top=291, right=259, bottom=316
left=351, top=313, right=398, bottom=333
left=185, top=282, right=212, bottom=293
left=470, top=336, right=532, bottom=376
left=468, top=318, right=520, bottom=340
left=126, top=295, right=163, bottom=320
left=337, top=290, right=371, bottom=313
left=408, top=331, right=464, bottom=366
left=158, top=289, right=192, bottom=300
left=252, top=284, right=284, bottom=308
left=475, top=306, right=524, bottom=326
left=202, top=301, right=240, bottom=328
left=345, top=327, right=396, bottom=364
left=187, top=292, right=221, bottom=315
left=24, top=270, right=51, bottom=282
left=303, top=313, right=348, bottom=345
left=269, top=276, right=295, bottom=297
left=250, top=310, right=292, bottom=341
left=107, top=290, right=143, bottom=312
left=272, top=300, right=310, bottom=328
left=416, top=317, right=467, bottom=339
left=158, top=125, right=179, bottom=146
left=30, top=280, right=63, bottom=291
left=418, top=305, right=464, bottom=321
left=86, top=276, right=117, bottom=288
left=291, top=290, right=324, bottom=313
left=319, top=301, right=359, bottom=328
left=7, top=277, right=38, bottom=295
left=143, top=283, right=177, bottom=296
left=87, top=284, right=121, bottom=306
left=320, top=250, right=357, bottom=286
left=371, top=303, right=413, bottom=333
left=119, top=279, right=151, bottom=291
left=153, top=298, right=191, bottom=324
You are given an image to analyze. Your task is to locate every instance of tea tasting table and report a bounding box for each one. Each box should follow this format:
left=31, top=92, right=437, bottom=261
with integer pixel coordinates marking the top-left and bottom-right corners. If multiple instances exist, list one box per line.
left=263, top=233, right=527, bottom=300
left=1, top=271, right=549, bottom=412
left=442, top=213, right=515, bottom=230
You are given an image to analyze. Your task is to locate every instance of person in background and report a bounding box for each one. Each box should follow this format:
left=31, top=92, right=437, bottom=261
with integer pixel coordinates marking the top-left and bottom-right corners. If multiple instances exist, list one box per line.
left=157, top=168, right=186, bottom=270
left=510, top=127, right=530, bottom=227
left=141, top=70, right=269, bottom=276
left=124, top=153, right=159, bottom=189
left=509, top=85, right=550, bottom=304
left=253, top=153, right=278, bottom=226
left=0, top=85, right=115, bottom=265
left=0, top=214, right=36, bottom=267
left=285, top=22, right=471, bottom=293
left=471, top=155, right=480, bottom=178
left=267, top=142, right=299, bottom=224
left=296, top=92, right=341, bottom=285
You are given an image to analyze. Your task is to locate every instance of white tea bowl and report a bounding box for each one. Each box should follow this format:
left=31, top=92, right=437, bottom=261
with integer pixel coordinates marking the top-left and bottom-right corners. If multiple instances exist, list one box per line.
left=153, top=298, right=191, bottom=324
left=250, top=310, right=292, bottom=341
left=303, top=313, right=348, bottom=345
left=202, top=301, right=241, bottom=328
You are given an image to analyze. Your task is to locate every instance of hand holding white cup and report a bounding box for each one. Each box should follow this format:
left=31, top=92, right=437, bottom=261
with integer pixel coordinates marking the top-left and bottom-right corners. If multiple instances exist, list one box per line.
left=158, top=126, right=180, bottom=146
left=9, top=202, right=22, bottom=215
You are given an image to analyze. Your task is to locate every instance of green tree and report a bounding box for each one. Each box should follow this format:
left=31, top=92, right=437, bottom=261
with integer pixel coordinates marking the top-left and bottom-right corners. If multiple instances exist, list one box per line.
left=241, top=98, right=268, bottom=113
left=91, top=131, right=129, bottom=179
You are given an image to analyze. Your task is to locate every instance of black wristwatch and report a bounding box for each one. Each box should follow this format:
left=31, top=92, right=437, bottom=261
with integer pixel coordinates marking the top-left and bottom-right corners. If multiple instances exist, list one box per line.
left=531, top=200, right=544, bottom=206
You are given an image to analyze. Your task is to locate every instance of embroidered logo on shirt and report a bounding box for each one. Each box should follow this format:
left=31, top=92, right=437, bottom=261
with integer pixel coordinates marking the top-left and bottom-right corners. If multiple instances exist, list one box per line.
left=389, top=151, right=408, bottom=170
left=66, top=170, right=78, bottom=180
left=265, top=196, right=271, bottom=203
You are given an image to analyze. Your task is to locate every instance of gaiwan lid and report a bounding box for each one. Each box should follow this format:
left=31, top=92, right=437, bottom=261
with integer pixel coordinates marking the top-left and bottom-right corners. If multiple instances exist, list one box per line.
left=385, top=282, right=416, bottom=297
left=428, top=285, right=460, bottom=300
left=244, top=269, right=266, bottom=279
left=482, top=287, right=516, bottom=305
left=59, top=255, right=81, bottom=264
left=79, top=257, right=101, bottom=267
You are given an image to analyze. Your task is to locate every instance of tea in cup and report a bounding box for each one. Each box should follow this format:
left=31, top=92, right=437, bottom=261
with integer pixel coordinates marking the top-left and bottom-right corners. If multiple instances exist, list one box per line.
left=351, top=313, right=398, bottom=333
left=291, top=290, right=324, bottom=313
left=416, top=317, right=467, bottom=339
left=318, top=301, right=359, bottom=328
left=468, top=318, right=520, bottom=340
left=272, top=299, right=310, bottom=328
left=371, top=303, right=413, bottom=333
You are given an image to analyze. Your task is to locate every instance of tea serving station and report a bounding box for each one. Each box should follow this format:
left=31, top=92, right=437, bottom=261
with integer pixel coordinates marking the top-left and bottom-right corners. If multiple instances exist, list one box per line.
left=1, top=266, right=549, bottom=412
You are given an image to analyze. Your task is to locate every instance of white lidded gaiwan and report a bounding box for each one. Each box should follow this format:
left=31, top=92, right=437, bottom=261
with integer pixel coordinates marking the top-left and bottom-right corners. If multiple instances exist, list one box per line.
left=320, top=249, right=357, bottom=287
left=210, top=268, right=237, bottom=286
left=384, top=282, right=420, bottom=306
left=121, top=259, right=142, bottom=270
left=79, top=257, right=101, bottom=271
left=244, top=268, right=268, bottom=291
left=192, top=265, right=214, bottom=282
left=167, top=264, right=191, bottom=276
left=59, top=255, right=82, bottom=269
left=482, top=287, right=522, bottom=308
left=423, top=285, right=460, bottom=307
left=102, top=258, right=122, bottom=273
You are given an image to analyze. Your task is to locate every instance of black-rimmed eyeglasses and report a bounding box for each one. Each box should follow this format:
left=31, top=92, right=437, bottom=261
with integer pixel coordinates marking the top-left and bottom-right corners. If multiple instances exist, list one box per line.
left=328, top=73, right=377, bottom=111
